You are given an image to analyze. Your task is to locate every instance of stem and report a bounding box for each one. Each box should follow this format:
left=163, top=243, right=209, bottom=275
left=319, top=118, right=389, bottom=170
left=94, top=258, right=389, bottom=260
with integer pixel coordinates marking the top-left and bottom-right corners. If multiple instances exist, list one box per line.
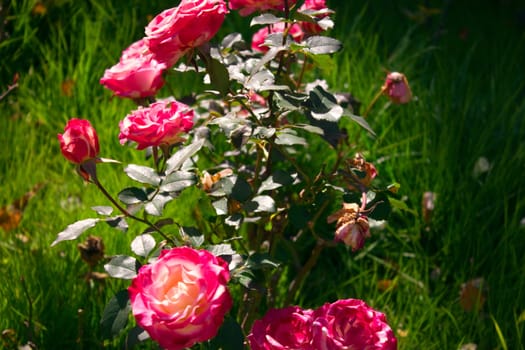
left=93, top=178, right=177, bottom=245
left=284, top=239, right=325, bottom=305
left=20, top=276, right=33, bottom=344
left=363, top=86, right=386, bottom=119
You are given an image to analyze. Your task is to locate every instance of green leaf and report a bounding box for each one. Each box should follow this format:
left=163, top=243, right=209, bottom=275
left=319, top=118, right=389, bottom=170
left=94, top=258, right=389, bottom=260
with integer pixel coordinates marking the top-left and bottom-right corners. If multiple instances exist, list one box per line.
left=225, top=213, right=243, bottom=229
left=145, top=193, right=173, bottom=216
left=208, top=243, right=236, bottom=257
left=160, top=170, right=196, bottom=192
left=306, top=85, right=342, bottom=122
left=230, top=175, right=253, bottom=202
left=104, top=255, right=140, bottom=279
left=125, top=326, right=150, bottom=349
left=304, top=36, right=342, bottom=55
left=247, top=252, right=280, bottom=269
left=105, top=216, right=128, bottom=232
left=118, top=187, right=148, bottom=205
left=212, top=197, right=228, bottom=215
left=209, top=316, right=244, bottom=350
left=389, top=197, right=418, bottom=216
left=130, top=234, right=156, bottom=258
left=367, top=192, right=392, bottom=221
left=207, top=57, right=230, bottom=96
left=250, top=46, right=287, bottom=75
left=345, top=112, right=376, bottom=137
left=274, top=91, right=308, bottom=111
left=244, top=195, right=276, bottom=213
left=275, top=130, right=308, bottom=146
left=258, top=170, right=294, bottom=193
left=124, top=164, right=161, bottom=186
left=91, top=206, right=113, bottom=216
left=51, top=218, right=100, bottom=246
left=100, top=290, right=131, bottom=340
left=179, top=226, right=204, bottom=247
left=166, top=138, right=206, bottom=174
left=250, top=13, right=283, bottom=26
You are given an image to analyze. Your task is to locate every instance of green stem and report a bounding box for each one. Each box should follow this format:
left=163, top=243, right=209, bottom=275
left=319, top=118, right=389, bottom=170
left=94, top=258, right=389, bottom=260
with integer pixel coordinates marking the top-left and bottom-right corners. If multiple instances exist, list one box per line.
left=363, top=86, right=386, bottom=119
left=93, top=178, right=177, bottom=245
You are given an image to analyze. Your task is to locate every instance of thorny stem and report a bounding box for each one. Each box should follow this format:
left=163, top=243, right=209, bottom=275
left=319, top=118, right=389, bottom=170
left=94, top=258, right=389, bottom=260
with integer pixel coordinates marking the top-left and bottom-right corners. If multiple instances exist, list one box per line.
left=92, top=176, right=177, bottom=245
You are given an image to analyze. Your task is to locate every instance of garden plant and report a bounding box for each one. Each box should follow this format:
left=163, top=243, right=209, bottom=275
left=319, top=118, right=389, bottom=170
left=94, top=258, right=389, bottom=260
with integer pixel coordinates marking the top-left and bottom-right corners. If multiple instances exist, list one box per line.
left=2, top=0, right=525, bottom=349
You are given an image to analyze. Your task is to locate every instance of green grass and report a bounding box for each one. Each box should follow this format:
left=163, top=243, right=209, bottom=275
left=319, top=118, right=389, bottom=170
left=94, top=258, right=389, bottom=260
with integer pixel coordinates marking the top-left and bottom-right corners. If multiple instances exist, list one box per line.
left=1, top=0, right=525, bottom=349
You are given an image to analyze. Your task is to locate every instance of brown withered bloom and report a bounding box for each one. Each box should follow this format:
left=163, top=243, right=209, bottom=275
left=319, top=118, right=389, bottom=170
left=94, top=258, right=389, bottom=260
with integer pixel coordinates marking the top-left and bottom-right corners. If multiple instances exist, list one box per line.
left=327, top=203, right=371, bottom=251
left=77, top=236, right=105, bottom=267
left=345, top=153, right=378, bottom=191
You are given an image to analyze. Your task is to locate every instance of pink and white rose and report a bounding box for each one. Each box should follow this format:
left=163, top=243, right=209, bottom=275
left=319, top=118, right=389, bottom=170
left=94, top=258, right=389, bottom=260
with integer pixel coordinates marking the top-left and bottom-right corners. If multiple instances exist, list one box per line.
left=311, top=299, right=397, bottom=350
left=100, top=38, right=167, bottom=99
left=248, top=306, right=315, bottom=350
left=119, top=98, right=195, bottom=150
left=128, top=247, right=233, bottom=350
left=58, top=118, right=100, bottom=164
left=229, top=0, right=298, bottom=16
left=145, top=0, right=227, bottom=66
left=251, top=22, right=304, bottom=53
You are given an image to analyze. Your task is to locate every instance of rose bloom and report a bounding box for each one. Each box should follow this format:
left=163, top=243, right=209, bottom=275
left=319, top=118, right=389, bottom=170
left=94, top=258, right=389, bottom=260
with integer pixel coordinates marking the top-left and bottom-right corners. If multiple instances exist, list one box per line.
left=229, top=0, right=298, bottom=16
left=298, top=0, right=331, bottom=34
left=119, top=98, right=195, bottom=150
left=382, top=72, right=412, bottom=104
left=128, top=247, right=233, bottom=350
left=248, top=306, right=315, bottom=350
left=145, top=0, right=227, bottom=66
left=100, top=38, right=167, bottom=99
left=58, top=118, right=100, bottom=164
left=251, top=22, right=304, bottom=53
left=312, top=299, right=397, bottom=350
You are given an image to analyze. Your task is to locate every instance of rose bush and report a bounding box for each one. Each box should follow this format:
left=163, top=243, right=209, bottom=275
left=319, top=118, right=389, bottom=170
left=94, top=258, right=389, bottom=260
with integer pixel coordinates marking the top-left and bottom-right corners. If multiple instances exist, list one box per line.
left=57, top=118, right=99, bottom=164
left=118, top=98, right=195, bottom=150
left=311, top=299, right=397, bottom=350
left=128, top=247, right=233, bottom=350
left=247, top=306, right=314, bottom=350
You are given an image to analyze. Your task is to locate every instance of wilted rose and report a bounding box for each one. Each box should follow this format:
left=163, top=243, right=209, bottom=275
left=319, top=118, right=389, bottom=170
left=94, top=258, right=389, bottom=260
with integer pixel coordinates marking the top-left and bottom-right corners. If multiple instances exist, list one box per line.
left=128, top=247, right=232, bottom=350
left=327, top=202, right=370, bottom=251
left=248, top=306, right=314, bottom=350
left=229, top=0, right=298, bottom=16
left=119, top=98, right=195, bottom=150
left=100, top=39, right=166, bottom=99
left=382, top=72, right=412, bottom=104
left=312, top=299, right=397, bottom=350
left=251, top=22, right=304, bottom=53
left=145, top=0, right=227, bottom=66
left=58, top=118, right=100, bottom=164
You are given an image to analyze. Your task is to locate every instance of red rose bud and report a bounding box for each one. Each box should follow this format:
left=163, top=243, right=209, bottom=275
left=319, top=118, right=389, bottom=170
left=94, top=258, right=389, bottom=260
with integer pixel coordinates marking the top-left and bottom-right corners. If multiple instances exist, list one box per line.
left=382, top=72, right=412, bottom=104
left=58, top=119, right=100, bottom=164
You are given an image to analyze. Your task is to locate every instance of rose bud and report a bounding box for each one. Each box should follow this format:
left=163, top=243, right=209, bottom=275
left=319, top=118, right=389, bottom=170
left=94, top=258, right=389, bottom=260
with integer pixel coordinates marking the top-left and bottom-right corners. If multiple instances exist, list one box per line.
left=382, top=72, right=412, bottom=104
left=58, top=118, right=100, bottom=164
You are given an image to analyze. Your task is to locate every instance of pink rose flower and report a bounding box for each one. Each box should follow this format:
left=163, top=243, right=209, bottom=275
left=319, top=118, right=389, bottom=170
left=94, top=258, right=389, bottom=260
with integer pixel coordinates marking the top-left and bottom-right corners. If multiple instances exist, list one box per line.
left=119, top=98, right=195, bottom=150
left=145, top=0, right=227, bottom=66
left=251, top=22, right=304, bottom=53
left=382, top=72, right=412, bottom=104
left=58, top=118, right=100, bottom=164
left=100, top=39, right=167, bottom=99
left=298, top=0, right=331, bottom=34
left=229, top=0, right=298, bottom=16
left=312, top=299, right=397, bottom=350
left=248, top=306, right=315, bottom=350
left=128, top=247, right=233, bottom=350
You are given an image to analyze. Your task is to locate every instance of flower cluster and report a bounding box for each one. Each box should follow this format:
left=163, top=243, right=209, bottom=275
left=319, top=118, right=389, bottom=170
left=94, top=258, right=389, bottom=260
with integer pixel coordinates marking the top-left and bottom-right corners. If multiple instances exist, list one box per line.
left=55, top=0, right=411, bottom=349
left=248, top=299, right=397, bottom=350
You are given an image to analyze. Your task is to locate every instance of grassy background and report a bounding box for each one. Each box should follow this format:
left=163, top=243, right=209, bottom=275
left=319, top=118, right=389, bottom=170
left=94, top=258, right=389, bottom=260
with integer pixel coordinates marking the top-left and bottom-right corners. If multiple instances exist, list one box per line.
left=1, top=0, right=524, bottom=349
